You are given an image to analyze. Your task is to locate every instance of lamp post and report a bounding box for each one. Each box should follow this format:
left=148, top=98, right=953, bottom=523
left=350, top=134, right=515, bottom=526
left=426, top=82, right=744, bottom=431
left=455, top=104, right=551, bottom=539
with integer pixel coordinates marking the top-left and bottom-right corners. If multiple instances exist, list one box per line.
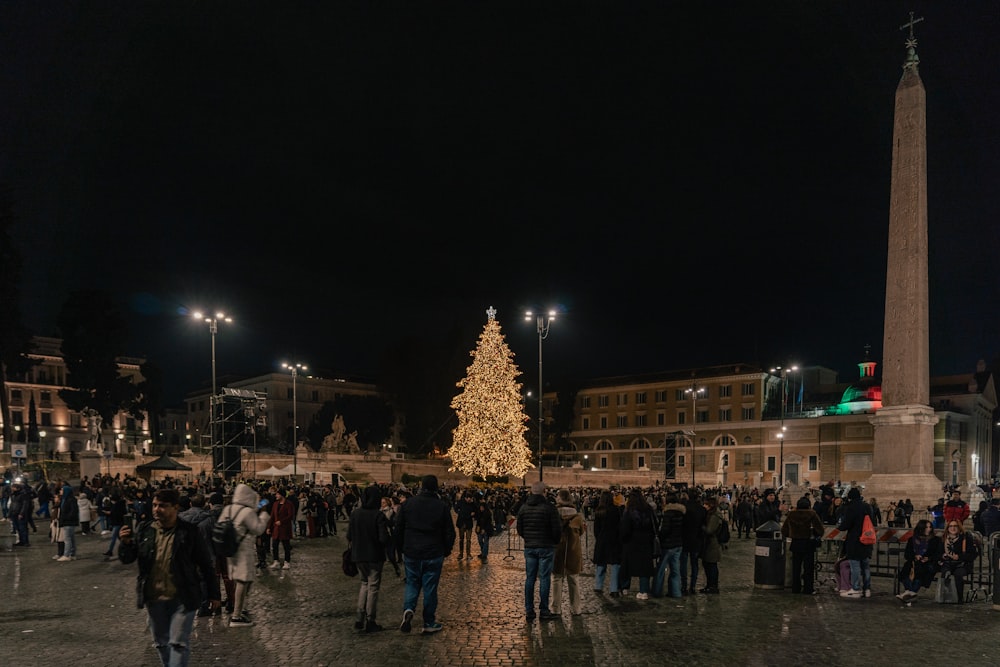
left=38, top=430, right=46, bottom=459
left=685, top=384, right=705, bottom=488
left=525, top=310, right=556, bottom=482
left=770, top=365, right=798, bottom=488
left=193, top=311, right=232, bottom=470
left=282, top=362, right=307, bottom=480
left=117, top=432, right=125, bottom=455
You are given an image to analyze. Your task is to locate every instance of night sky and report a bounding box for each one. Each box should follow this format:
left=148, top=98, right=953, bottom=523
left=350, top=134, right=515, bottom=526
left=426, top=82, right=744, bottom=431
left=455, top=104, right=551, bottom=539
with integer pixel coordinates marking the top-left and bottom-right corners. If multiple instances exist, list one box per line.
left=3, top=2, right=999, bottom=404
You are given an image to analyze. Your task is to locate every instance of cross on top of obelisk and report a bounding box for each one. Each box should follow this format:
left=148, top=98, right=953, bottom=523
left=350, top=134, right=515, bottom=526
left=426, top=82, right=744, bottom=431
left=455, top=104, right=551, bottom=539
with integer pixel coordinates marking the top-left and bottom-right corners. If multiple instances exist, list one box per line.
left=900, top=11, right=924, bottom=49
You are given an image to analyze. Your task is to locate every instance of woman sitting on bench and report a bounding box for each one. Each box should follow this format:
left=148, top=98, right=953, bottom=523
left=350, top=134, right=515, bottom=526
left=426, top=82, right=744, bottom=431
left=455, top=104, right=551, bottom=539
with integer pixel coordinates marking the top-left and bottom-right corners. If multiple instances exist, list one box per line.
left=938, top=520, right=979, bottom=602
left=897, top=519, right=943, bottom=601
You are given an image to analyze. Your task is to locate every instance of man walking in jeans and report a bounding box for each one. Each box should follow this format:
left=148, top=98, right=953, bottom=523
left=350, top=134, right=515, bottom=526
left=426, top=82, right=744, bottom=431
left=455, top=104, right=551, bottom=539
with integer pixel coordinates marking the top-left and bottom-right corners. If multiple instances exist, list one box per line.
left=516, top=481, right=562, bottom=621
left=395, top=475, right=455, bottom=634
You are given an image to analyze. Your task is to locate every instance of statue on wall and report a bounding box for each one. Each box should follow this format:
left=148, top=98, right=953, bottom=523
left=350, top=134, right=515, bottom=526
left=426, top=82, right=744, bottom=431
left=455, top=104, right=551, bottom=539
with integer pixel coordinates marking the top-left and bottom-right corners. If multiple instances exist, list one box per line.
left=320, top=414, right=353, bottom=453
left=84, top=408, right=103, bottom=451
left=347, top=430, right=359, bottom=452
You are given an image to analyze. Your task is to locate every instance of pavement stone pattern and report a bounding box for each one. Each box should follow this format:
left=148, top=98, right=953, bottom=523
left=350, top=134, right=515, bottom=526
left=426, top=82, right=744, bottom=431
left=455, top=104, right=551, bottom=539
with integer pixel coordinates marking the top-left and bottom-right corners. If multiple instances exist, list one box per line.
left=1, top=519, right=998, bottom=667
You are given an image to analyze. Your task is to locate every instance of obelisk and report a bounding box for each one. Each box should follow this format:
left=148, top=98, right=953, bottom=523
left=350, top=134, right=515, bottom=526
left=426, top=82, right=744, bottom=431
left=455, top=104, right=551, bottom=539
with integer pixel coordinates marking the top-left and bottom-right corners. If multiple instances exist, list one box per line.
left=866, top=14, right=941, bottom=507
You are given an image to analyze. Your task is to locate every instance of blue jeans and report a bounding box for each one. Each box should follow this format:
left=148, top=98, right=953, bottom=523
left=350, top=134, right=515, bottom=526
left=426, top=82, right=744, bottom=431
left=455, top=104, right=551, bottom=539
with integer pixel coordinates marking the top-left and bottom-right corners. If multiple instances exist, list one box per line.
left=145, top=598, right=197, bottom=667
left=681, top=548, right=700, bottom=591
left=36, top=500, right=51, bottom=518
left=477, top=531, right=490, bottom=557
left=523, top=547, right=555, bottom=615
left=61, top=525, right=77, bottom=557
left=653, top=546, right=682, bottom=597
left=12, top=514, right=29, bottom=545
left=594, top=563, right=621, bottom=593
left=849, top=557, right=871, bottom=592
left=402, top=555, right=444, bottom=627
left=107, top=525, right=122, bottom=555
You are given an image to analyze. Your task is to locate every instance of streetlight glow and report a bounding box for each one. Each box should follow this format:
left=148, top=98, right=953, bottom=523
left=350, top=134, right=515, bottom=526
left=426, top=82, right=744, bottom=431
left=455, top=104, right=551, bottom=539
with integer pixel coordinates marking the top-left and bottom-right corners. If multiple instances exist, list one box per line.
left=194, top=310, right=232, bottom=475
left=685, top=384, right=706, bottom=488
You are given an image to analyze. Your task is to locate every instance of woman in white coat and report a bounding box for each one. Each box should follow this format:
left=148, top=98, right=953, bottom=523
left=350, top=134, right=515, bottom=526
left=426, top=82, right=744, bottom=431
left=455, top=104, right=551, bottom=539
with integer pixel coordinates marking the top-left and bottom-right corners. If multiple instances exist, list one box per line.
left=225, top=483, right=270, bottom=627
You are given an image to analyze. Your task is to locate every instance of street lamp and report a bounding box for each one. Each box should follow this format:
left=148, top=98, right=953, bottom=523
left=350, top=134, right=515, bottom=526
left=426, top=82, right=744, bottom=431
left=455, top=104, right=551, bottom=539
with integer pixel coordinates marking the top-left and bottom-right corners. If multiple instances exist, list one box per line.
left=117, top=432, right=125, bottom=455
left=525, top=310, right=556, bottom=482
left=282, top=362, right=307, bottom=479
left=38, top=430, right=46, bottom=459
left=770, top=365, right=798, bottom=488
left=193, top=311, right=232, bottom=470
left=685, top=384, right=706, bottom=488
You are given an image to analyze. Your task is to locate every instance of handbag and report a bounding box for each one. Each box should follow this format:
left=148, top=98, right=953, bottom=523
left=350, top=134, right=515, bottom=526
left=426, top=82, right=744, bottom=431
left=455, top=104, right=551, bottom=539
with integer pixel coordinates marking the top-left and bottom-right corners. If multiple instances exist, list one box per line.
left=935, top=570, right=959, bottom=604
left=342, top=546, right=358, bottom=577
left=652, top=533, right=663, bottom=557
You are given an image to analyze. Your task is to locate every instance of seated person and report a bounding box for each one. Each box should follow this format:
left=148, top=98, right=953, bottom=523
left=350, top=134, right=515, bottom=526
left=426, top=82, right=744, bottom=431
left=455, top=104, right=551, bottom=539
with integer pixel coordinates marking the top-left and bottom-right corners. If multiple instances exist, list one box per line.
left=938, top=520, right=979, bottom=602
left=896, top=519, right=943, bottom=600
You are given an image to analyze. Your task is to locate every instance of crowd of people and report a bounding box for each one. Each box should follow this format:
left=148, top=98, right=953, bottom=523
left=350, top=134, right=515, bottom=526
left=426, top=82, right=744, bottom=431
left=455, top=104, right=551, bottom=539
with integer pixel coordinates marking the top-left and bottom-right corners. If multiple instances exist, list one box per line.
left=2, top=470, right=995, bottom=666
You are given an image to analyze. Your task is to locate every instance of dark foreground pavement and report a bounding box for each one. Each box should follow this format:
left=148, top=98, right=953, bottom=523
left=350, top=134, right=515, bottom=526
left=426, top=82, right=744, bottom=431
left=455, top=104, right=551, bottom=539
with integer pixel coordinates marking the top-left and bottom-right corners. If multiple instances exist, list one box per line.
left=2, top=519, right=997, bottom=667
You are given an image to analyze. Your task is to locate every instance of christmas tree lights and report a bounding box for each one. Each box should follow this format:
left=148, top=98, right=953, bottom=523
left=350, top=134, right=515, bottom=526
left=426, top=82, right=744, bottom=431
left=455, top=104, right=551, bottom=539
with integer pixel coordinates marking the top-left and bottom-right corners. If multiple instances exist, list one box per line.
left=447, top=306, right=534, bottom=479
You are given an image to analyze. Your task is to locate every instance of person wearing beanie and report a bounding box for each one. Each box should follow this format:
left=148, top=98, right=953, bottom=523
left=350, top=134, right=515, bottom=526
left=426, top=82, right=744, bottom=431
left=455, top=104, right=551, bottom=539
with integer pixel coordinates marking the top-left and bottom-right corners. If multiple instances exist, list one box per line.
left=837, top=487, right=874, bottom=598
left=394, top=474, right=455, bottom=634
left=516, top=481, right=563, bottom=621
left=348, top=485, right=391, bottom=633
left=781, top=497, right=825, bottom=594
left=551, top=489, right=585, bottom=614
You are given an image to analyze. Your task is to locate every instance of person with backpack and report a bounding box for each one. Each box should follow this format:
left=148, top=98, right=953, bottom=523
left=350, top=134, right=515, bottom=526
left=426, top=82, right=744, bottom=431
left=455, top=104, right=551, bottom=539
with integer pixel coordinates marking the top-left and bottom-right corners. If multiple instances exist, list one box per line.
left=781, top=497, right=824, bottom=594
left=837, top=487, right=874, bottom=599
left=222, top=483, right=270, bottom=627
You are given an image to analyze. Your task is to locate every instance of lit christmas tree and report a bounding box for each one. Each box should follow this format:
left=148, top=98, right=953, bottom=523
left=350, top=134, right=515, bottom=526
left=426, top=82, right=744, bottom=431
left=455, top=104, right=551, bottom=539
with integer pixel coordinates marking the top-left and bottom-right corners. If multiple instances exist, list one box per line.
left=447, top=306, right=534, bottom=479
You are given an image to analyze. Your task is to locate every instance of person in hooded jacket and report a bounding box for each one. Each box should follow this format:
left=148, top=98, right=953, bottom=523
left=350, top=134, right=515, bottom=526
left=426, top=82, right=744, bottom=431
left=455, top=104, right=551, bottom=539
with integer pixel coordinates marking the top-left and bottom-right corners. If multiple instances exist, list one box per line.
left=619, top=489, right=657, bottom=599
left=348, top=485, right=391, bottom=632
left=837, top=486, right=874, bottom=598
left=652, top=493, right=685, bottom=598
left=224, top=483, right=271, bottom=627
left=592, top=490, right=624, bottom=596
left=781, top=496, right=825, bottom=594
left=551, top=489, right=585, bottom=615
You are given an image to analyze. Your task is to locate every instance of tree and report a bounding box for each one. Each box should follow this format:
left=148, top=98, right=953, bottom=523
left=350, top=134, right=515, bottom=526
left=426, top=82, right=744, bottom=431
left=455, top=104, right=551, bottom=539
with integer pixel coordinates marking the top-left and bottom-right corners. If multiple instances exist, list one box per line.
left=447, top=307, right=533, bottom=479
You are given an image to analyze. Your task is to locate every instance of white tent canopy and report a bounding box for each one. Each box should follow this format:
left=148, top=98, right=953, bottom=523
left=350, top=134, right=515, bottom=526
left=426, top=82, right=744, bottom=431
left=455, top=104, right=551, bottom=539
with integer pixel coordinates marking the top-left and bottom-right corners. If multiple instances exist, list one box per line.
left=276, top=463, right=306, bottom=476
left=257, top=466, right=285, bottom=477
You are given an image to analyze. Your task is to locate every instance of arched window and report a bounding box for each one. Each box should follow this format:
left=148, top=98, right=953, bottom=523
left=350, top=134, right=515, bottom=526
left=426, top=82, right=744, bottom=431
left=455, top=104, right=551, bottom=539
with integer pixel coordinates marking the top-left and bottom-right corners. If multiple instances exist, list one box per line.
left=631, top=438, right=651, bottom=449
left=714, top=434, right=736, bottom=448
left=595, top=440, right=614, bottom=451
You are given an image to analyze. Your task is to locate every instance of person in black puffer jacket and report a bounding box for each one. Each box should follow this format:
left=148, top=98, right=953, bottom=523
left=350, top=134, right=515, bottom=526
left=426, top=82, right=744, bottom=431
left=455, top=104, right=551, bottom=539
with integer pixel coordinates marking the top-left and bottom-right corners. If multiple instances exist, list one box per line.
left=516, top=481, right=562, bottom=621
left=652, top=493, right=685, bottom=598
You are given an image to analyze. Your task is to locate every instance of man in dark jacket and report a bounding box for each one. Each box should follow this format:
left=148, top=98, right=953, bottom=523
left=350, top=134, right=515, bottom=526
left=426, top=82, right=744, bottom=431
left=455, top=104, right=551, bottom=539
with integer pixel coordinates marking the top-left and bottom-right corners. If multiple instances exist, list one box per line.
left=516, top=481, right=562, bottom=621
left=348, top=485, right=391, bottom=632
left=395, top=475, right=455, bottom=634
left=119, top=488, right=220, bottom=667
left=836, top=486, right=873, bottom=598
left=453, top=492, right=477, bottom=560
left=982, top=498, right=1000, bottom=538
left=652, top=493, right=685, bottom=598
left=8, top=482, right=32, bottom=546
left=680, top=489, right=706, bottom=595
left=179, top=493, right=217, bottom=617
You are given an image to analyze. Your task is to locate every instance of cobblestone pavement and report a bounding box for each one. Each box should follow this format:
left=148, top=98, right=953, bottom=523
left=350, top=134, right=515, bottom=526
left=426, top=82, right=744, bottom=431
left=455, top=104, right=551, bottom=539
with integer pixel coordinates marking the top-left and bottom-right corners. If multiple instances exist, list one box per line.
left=2, top=519, right=997, bottom=667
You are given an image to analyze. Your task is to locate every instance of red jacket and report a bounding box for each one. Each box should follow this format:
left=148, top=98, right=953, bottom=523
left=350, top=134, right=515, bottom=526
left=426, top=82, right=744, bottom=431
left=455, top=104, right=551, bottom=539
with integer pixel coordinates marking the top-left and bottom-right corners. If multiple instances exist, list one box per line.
left=268, top=499, right=295, bottom=540
left=943, top=500, right=970, bottom=525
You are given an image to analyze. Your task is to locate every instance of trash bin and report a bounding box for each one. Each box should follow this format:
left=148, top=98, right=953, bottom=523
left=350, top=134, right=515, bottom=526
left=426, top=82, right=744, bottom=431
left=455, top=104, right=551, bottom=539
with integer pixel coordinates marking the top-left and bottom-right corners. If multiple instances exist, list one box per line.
left=754, top=520, right=785, bottom=589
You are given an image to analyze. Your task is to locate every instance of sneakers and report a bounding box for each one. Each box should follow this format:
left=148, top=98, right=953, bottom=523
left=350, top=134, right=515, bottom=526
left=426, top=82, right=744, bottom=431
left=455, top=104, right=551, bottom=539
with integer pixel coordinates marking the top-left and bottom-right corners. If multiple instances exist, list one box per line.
left=56, top=555, right=74, bottom=562
left=400, top=609, right=414, bottom=633
left=281, top=561, right=290, bottom=570
left=51, top=554, right=62, bottom=560
left=269, top=560, right=281, bottom=569
left=896, top=590, right=917, bottom=601
left=422, top=622, right=443, bottom=634
left=228, top=615, right=253, bottom=627
left=635, top=592, right=649, bottom=600
left=863, top=589, right=872, bottom=598
left=839, top=589, right=863, bottom=598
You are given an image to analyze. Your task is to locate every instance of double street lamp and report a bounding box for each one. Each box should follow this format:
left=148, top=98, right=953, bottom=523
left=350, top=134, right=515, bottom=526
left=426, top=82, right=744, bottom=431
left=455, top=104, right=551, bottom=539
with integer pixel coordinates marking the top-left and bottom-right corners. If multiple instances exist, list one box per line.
left=525, top=310, right=556, bottom=482
left=685, top=383, right=706, bottom=488
left=282, top=362, right=308, bottom=479
left=193, top=311, right=232, bottom=469
left=771, top=365, right=798, bottom=488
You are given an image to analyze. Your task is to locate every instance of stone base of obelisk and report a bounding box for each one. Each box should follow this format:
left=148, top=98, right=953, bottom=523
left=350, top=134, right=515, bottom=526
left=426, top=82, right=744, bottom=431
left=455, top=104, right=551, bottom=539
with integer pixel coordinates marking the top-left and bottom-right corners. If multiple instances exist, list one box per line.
left=862, top=473, right=944, bottom=515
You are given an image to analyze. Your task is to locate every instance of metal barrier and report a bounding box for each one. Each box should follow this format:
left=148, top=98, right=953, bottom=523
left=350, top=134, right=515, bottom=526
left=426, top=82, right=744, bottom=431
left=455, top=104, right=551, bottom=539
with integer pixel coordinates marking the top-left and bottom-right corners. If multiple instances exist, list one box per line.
left=815, top=526, right=995, bottom=602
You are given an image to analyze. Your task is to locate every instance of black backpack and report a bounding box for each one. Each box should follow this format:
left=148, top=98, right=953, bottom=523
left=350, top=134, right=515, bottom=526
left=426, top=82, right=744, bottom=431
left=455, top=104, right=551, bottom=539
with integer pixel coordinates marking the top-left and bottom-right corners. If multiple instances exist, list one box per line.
left=212, top=506, right=249, bottom=557
left=716, top=518, right=731, bottom=545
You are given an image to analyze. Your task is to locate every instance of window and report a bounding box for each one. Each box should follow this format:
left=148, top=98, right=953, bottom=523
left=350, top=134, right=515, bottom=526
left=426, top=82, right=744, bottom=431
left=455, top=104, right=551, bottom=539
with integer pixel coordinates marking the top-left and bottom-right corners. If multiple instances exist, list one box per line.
left=41, top=412, right=52, bottom=427
left=581, top=396, right=591, bottom=409
left=617, top=415, right=628, bottom=428
left=286, top=388, right=294, bottom=399
left=808, top=455, right=818, bottom=471
left=677, top=412, right=686, bottom=425
left=582, top=417, right=590, bottom=429
left=635, top=392, right=646, bottom=405
left=715, top=435, right=735, bottom=448
left=655, top=390, right=667, bottom=403
left=311, top=391, right=319, bottom=401
left=675, top=389, right=686, bottom=401
left=697, top=409, right=709, bottom=423
left=767, top=456, right=776, bottom=471
left=598, top=395, right=609, bottom=408
left=11, top=389, right=22, bottom=402
left=742, top=382, right=756, bottom=396
left=638, top=455, right=646, bottom=469
left=617, top=393, right=628, bottom=406
left=719, top=385, right=732, bottom=398
left=600, top=416, right=608, bottom=429
left=635, top=414, right=647, bottom=427
left=743, top=453, right=752, bottom=466
left=40, top=390, right=52, bottom=404
left=595, top=440, right=613, bottom=451
left=742, top=406, right=756, bottom=420
left=718, top=408, right=731, bottom=422
left=656, top=412, right=665, bottom=426
left=698, top=454, right=707, bottom=468
left=679, top=454, right=686, bottom=467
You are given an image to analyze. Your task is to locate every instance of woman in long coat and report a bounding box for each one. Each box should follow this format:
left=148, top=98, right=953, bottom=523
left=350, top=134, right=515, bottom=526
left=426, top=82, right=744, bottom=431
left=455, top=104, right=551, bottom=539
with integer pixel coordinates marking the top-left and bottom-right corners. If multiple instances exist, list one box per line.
left=700, top=496, right=723, bottom=594
left=619, top=489, right=656, bottom=599
left=552, top=489, right=585, bottom=614
left=592, top=490, right=623, bottom=596
left=225, top=483, right=270, bottom=626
